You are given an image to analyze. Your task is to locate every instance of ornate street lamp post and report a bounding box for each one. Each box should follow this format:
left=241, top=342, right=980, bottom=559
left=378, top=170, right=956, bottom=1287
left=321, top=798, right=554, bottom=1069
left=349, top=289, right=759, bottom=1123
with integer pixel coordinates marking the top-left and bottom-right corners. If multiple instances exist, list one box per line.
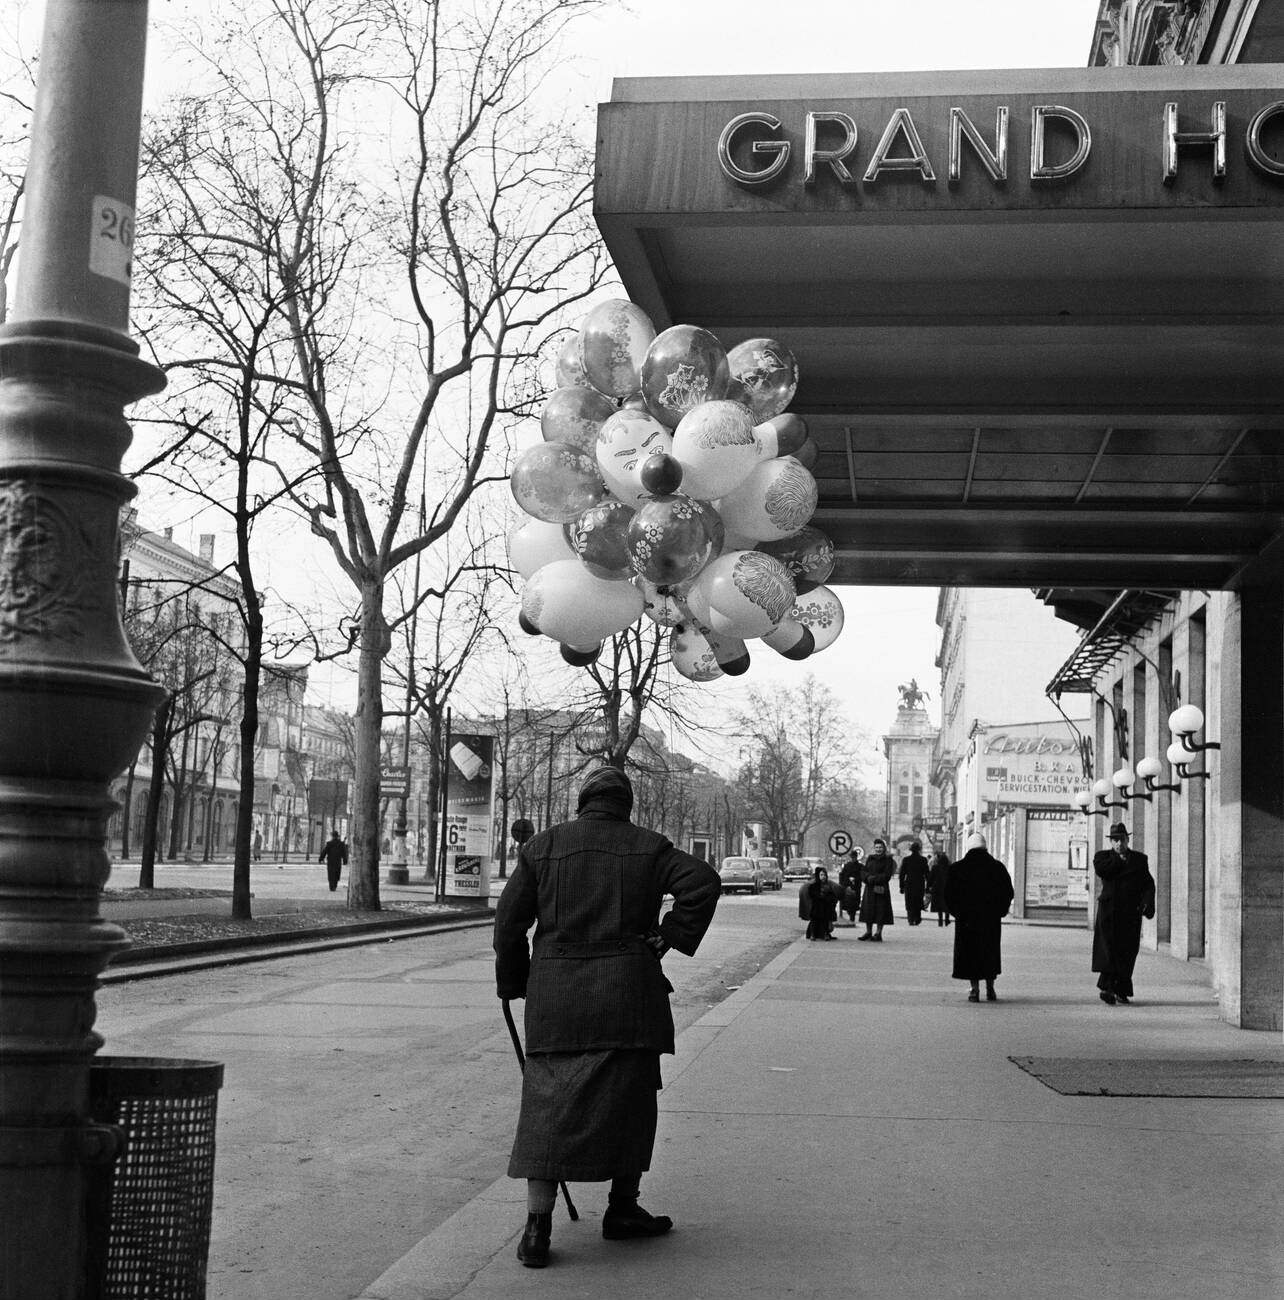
left=0, top=2, right=165, bottom=1295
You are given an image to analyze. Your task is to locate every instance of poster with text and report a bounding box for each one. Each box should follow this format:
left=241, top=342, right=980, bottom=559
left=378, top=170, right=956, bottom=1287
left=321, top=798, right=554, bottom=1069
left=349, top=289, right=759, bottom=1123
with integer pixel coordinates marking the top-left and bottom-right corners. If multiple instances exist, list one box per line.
left=444, top=734, right=494, bottom=899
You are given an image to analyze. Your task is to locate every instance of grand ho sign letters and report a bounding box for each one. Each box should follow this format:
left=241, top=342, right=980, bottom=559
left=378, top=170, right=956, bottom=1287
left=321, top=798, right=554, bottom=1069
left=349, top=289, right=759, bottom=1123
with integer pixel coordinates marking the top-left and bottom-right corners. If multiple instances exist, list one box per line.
left=717, top=98, right=1284, bottom=189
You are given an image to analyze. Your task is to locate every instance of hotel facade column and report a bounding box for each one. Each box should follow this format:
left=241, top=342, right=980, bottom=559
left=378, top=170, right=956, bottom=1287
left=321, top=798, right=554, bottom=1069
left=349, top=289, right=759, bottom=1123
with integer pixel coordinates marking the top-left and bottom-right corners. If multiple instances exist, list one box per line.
left=0, top=2, right=165, bottom=1296
left=1216, top=587, right=1284, bottom=1032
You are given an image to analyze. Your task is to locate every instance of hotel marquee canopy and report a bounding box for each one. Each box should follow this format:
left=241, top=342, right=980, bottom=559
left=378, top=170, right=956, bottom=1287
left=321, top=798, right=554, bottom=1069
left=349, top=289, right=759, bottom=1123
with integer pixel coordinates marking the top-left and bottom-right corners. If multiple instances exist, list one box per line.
left=593, top=65, right=1284, bottom=591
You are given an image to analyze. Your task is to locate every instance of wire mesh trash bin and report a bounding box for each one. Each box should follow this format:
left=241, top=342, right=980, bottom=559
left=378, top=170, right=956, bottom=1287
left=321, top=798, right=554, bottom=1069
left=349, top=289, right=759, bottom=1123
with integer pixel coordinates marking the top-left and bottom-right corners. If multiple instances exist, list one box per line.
left=86, top=1056, right=224, bottom=1300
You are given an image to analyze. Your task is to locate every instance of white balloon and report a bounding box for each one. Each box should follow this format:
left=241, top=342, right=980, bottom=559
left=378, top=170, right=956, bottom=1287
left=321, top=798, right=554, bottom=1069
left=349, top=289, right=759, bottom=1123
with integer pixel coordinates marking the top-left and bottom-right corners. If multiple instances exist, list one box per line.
left=716, top=457, right=818, bottom=542
left=596, top=408, right=673, bottom=506
left=671, top=400, right=767, bottom=501
left=508, top=518, right=576, bottom=580
left=791, top=585, right=845, bottom=652
left=522, top=560, right=643, bottom=646
left=702, top=550, right=796, bottom=640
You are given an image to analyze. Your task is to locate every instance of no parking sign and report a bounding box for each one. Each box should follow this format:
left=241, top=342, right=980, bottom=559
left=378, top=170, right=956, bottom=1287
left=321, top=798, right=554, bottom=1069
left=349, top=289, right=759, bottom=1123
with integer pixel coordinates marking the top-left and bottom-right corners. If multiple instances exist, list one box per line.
left=828, top=829, right=853, bottom=856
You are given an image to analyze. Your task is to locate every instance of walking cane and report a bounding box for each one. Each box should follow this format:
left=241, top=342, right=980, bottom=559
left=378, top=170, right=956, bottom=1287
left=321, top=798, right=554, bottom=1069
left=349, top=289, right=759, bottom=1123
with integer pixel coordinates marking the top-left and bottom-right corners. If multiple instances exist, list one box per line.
left=502, top=998, right=578, bottom=1221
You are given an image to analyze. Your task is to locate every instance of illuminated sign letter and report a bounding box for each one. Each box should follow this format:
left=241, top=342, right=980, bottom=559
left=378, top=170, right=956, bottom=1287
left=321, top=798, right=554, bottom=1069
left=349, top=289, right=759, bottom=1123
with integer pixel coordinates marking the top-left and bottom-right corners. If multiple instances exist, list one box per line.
left=1030, top=105, right=1091, bottom=182
left=718, top=112, right=790, bottom=186
left=863, top=108, right=936, bottom=183
left=948, top=106, right=1009, bottom=183
left=804, top=111, right=859, bottom=185
left=1162, top=101, right=1227, bottom=184
left=1246, top=100, right=1284, bottom=177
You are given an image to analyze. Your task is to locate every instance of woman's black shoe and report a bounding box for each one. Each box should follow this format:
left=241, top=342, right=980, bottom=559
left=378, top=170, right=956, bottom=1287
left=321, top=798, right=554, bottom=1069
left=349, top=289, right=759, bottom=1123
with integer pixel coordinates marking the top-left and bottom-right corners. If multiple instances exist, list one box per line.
left=602, top=1202, right=673, bottom=1239
left=967, top=988, right=980, bottom=1002
left=517, top=1212, right=551, bottom=1267
left=1099, top=991, right=1117, bottom=1006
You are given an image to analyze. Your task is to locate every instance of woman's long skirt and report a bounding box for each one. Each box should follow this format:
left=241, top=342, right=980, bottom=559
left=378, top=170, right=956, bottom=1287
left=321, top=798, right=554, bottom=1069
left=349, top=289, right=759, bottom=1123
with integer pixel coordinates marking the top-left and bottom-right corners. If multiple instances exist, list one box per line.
left=508, top=1048, right=661, bottom=1181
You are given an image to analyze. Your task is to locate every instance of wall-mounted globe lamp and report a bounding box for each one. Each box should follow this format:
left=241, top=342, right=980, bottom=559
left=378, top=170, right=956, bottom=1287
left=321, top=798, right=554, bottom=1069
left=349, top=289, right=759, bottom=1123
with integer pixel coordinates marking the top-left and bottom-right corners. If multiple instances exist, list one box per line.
left=1112, top=763, right=1152, bottom=803
left=1093, top=776, right=1128, bottom=811
left=1134, top=755, right=1181, bottom=795
left=1168, top=704, right=1220, bottom=756
left=1167, top=739, right=1211, bottom=783
left=1072, top=789, right=1107, bottom=818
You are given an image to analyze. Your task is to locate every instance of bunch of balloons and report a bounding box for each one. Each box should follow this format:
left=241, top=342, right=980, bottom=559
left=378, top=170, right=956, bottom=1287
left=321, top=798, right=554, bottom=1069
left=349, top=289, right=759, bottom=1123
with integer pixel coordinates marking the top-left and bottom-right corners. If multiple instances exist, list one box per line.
left=508, top=299, right=844, bottom=681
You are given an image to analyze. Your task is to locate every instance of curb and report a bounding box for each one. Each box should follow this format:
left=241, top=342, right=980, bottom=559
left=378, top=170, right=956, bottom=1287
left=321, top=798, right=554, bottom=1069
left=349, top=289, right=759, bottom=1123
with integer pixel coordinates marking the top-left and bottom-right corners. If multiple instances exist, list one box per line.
left=101, top=911, right=494, bottom=983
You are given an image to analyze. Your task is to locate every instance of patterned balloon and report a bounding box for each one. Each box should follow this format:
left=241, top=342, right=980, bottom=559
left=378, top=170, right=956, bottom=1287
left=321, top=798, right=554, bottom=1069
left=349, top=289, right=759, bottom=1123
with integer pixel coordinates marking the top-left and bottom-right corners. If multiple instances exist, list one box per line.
left=758, top=526, right=835, bottom=589
left=511, top=441, right=606, bottom=523
left=555, top=334, right=599, bottom=392
left=725, top=338, right=799, bottom=421
left=702, top=550, right=797, bottom=640
left=669, top=625, right=723, bottom=683
left=509, top=517, right=577, bottom=579
left=716, top=457, right=818, bottom=542
left=790, top=584, right=845, bottom=653
left=595, top=408, right=673, bottom=506
left=703, top=627, right=751, bottom=675
left=565, top=499, right=636, bottom=581
left=627, top=493, right=719, bottom=586
left=637, top=578, right=689, bottom=628
left=641, top=325, right=731, bottom=429
left=579, top=300, right=656, bottom=400
left=541, top=386, right=617, bottom=452
left=671, top=400, right=766, bottom=501
left=761, top=619, right=814, bottom=660
left=521, top=559, right=644, bottom=646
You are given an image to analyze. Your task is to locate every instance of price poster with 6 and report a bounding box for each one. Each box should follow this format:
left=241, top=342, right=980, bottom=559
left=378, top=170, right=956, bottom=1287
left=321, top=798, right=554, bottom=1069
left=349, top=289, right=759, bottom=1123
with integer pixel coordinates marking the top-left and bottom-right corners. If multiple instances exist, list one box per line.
left=444, top=734, right=495, bottom=899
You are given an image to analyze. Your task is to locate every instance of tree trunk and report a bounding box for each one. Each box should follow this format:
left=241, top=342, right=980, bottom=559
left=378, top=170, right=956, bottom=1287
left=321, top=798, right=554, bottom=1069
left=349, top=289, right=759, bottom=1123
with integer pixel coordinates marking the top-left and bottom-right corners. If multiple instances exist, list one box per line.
left=139, top=698, right=173, bottom=889
left=421, top=708, right=442, bottom=884
left=349, top=584, right=388, bottom=910
left=120, top=758, right=137, bottom=859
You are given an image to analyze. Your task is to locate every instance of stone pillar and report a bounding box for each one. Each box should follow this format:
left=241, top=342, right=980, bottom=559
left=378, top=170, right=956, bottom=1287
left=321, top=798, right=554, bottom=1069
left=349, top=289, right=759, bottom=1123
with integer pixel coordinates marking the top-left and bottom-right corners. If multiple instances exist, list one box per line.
left=1216, top=589, right=1284, bottom=1032
left=0, top=2, right=165, bottom=1296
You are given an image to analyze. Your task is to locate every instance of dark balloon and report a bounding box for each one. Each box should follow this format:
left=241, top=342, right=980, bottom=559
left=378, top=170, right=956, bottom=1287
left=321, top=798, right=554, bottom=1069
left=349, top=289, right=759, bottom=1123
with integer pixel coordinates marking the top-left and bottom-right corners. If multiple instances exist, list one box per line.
left=627, top=494, right=719, bottom=586
left=639, top=452, right=684, bottom=496
left=762, top=412, right=808, bottom=456
left=564, top=499, right=636, bottom=581
left=641, top=325, right=730, bottom=428
left=793, top=438, right=819, bottom=470
left=560, top=642, right=602, bottom=667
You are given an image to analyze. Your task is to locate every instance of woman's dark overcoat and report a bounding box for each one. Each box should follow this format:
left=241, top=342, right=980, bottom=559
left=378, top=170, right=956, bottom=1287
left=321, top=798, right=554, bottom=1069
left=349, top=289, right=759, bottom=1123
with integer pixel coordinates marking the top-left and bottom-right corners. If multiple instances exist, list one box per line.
left=804, top=875, right=838, bottom=939
left=494, top=788, right=720, bottom=1180
left=926, top=853, right=950, bottom=914
left=945, top=847, right=1014, bottom=979
left=858, top=851, right=896, bottom=926
left=899, top=851, right=929, bottom=922
left=1091, top=847, right=1156, bottom=997
left=837, top=857, right=862, bottom=919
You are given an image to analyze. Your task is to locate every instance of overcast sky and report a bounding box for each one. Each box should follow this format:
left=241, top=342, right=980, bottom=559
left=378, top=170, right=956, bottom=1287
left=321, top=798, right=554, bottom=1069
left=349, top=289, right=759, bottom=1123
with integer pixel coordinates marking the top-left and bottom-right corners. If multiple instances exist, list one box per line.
left=132, top=0, right=1107, bottom=748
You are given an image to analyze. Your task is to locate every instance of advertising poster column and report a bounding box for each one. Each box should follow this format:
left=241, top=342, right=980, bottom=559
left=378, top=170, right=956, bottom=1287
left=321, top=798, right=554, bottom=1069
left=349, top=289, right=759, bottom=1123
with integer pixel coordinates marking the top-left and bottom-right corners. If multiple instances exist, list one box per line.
left=443, top=734, right=495, bottom=900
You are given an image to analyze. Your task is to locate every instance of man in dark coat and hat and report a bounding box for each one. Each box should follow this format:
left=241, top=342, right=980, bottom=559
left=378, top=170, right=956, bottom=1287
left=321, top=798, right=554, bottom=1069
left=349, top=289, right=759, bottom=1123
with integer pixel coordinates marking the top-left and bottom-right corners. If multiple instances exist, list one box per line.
left=1092, top=823, right=1156, bottom=1005
left=494, top=766, right=721, bottom=1268
left=945, top=832, right=1014, bottom=1001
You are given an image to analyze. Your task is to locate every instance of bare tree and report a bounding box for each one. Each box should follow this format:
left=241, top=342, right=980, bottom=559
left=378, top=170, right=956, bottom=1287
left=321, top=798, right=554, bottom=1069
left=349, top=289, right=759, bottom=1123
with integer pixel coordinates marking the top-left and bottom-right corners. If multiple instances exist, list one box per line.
left=139, top=0, right=608, bottom=910
left=0, top=5, right=37, bottom=324
left=735, top=676, right=864, bottom=859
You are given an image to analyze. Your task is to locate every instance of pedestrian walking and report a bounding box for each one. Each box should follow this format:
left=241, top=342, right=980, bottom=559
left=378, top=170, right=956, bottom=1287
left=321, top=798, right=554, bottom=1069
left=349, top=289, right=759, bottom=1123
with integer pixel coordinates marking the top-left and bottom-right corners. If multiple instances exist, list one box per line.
left=857, top=837, right=896, bottom=940
left=804, top=866, right=839, bottom=940
left=253, top=828, right=262, bottom=862
left=945, top=832, right=1014, bottom=1001
left=898, top=840, right=929, bottom=925
left=927, top=850, right=951, bottom=926
left=1091, top=822, right=1156, bottom=1005
left=493, top=766, right=721, bottom=1269
left=837, top=848, right=863, bottom=926
left=319, top=828, right=348, bottom=891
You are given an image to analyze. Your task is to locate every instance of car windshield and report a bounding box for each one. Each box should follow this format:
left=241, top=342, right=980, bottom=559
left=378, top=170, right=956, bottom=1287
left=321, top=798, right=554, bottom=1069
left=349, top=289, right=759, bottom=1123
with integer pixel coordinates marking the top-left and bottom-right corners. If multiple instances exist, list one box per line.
left=721, top=858, right=752, bottom=871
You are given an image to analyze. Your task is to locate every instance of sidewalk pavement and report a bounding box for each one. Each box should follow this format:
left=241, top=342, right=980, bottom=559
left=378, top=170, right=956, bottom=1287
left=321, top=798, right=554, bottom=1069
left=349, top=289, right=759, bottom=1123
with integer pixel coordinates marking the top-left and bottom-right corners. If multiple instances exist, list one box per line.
left=357, top=922, right=1284, bottom=1300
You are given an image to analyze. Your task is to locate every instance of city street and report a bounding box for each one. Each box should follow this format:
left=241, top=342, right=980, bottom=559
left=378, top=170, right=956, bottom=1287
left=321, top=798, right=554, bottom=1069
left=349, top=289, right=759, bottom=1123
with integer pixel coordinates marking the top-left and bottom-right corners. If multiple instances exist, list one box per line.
left=95, top=889, right=801, bottom=1300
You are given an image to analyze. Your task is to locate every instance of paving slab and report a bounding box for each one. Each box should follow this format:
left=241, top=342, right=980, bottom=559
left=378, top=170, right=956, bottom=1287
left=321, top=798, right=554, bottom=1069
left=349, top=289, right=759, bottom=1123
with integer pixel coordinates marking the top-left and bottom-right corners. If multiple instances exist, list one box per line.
left=357, top=924, right=1284, bottom=1300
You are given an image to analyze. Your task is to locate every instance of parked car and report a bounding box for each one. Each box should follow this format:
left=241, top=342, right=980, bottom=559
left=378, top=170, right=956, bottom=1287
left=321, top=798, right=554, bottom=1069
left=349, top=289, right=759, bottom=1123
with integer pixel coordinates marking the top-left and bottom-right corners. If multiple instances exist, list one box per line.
left=718, top=855, right=764, bottom=895
left=784, top=856, right=824, bottom=881
left=754, top=857, right=784, bottom=890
